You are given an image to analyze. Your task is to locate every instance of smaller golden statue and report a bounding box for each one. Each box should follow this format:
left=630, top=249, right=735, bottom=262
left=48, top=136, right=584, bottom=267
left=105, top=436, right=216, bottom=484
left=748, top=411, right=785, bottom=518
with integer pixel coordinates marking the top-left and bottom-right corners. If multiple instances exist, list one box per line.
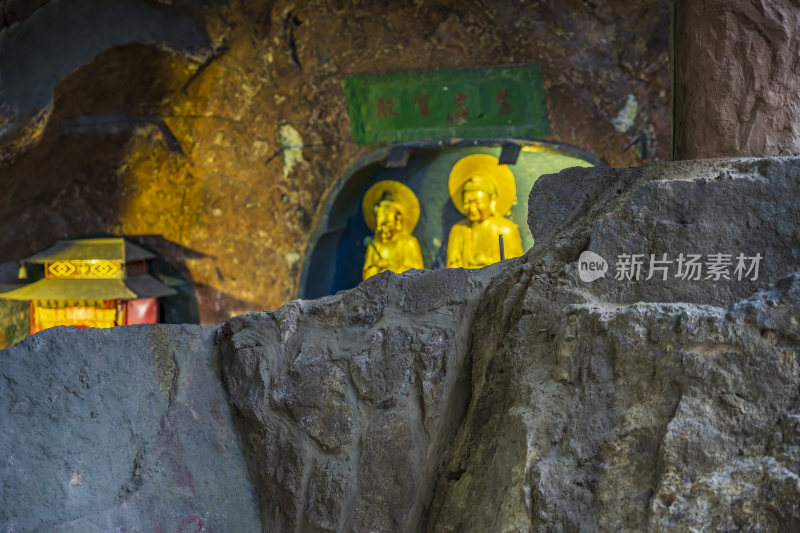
left=362, top=180, right=424, bottom=280
left=446, top=154, right=523, bottom=269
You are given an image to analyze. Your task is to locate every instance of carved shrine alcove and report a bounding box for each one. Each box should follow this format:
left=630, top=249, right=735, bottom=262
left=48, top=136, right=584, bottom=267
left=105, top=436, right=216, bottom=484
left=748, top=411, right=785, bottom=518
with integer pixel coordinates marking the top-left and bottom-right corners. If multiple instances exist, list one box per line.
left=299, top=140, right=602, bottom=299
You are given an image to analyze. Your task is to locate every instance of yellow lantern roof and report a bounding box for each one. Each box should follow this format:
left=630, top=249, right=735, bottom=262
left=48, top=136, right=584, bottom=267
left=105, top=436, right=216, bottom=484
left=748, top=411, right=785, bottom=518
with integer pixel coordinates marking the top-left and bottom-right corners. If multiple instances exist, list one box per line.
left=0, top=275, right=176, bottom=301
left=23, top=237, right=155, bottom=263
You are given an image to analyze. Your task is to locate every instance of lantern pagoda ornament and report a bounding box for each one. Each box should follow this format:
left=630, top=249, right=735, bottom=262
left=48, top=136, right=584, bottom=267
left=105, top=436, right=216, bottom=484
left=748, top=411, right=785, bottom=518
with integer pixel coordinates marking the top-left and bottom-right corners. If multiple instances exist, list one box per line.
left=0, top=237, right=176, bottom=334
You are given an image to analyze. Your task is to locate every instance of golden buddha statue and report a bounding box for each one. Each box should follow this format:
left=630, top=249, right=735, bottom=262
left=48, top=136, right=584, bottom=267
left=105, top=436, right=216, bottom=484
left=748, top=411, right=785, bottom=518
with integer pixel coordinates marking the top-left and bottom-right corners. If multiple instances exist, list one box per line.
left=446, top=154, right=523, bottom=269
left=362, top=180, right=424, bottom=280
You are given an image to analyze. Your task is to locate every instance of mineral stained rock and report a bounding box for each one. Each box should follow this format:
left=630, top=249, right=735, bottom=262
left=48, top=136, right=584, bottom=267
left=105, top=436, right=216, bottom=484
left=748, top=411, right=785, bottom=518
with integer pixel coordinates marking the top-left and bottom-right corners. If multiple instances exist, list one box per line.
left=2, top=157, right=800, bottom=532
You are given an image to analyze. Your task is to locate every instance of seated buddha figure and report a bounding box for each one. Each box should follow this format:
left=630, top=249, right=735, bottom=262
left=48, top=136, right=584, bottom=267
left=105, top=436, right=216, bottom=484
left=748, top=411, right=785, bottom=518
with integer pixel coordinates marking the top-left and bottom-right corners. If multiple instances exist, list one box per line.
left=362, top=180, right=424, bottom=280
left=446, top=154, right=523, bottom=269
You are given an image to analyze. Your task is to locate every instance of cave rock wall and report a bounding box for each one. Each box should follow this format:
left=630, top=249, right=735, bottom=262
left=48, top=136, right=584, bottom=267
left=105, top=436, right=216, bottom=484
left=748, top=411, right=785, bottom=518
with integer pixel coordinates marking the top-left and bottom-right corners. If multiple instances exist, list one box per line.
left=0, top=0, right=670, bottom=321
left=2, top=156, right=799, bottom=531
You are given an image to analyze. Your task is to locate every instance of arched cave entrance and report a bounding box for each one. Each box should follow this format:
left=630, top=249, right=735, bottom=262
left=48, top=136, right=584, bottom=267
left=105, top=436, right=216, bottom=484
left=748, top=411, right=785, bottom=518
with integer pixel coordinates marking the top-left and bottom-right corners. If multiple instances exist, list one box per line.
left=298, top=139, right=603, bottom=299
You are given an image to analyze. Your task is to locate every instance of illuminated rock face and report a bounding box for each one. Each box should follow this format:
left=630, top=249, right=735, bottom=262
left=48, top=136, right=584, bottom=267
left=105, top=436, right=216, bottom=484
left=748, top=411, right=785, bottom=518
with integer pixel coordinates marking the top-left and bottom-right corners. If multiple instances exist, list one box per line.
left=0, top=0, right=671, bottom=322
left=4, top=157, right=799, bottom=532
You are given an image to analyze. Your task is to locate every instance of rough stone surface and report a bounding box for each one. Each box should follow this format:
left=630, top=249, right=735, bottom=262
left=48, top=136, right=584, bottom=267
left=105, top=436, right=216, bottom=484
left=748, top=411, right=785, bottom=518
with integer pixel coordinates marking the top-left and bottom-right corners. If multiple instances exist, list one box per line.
left=0, top=324, right=261, bottom=532
left=673, top=0, right=800, bottom=159
left=529, top=157, right=800, bottom=305
left=219, top=157, right=800, bottom=532
left=3, top=157, right=800, bottom=532
left=218, top=266, right=496, bottom=532
left=423, top=158, right=800, bottom=531
left=426, top=271, right=800, bottom=532
left=0, top=0, right=670, bottom=321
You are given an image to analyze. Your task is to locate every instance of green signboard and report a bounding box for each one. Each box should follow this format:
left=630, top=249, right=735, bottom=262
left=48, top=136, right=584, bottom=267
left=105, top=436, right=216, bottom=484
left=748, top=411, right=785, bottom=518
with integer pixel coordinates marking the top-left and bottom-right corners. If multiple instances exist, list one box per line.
left=344, top=64, right=548, bottom=144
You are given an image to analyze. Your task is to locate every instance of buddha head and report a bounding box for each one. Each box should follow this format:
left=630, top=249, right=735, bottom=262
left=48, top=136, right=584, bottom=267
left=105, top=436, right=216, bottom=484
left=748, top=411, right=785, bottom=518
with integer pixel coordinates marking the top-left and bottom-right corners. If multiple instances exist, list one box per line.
left=462, top=174, right=498, bottom=223
left=449, top=154, right=516, bottom=224
left=362, top=180, right=420, bottom=244
left=373, top=192, right=403, bottom=241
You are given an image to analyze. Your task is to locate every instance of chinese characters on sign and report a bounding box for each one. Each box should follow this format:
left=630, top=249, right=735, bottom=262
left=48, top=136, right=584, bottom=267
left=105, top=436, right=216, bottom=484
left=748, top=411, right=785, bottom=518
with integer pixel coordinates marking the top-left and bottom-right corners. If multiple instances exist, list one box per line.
left=344, top=64, right=548, bottom=144
left=414, top=93, right=431, bottom=116
left=381, top=90, right=486, bottom=122
left=613, top=253, right=763, bottom=281
left=377, top=97, right=399, bottom=118
left=495, top=89, right=513, bottom=114
left=451, top=91, right=469, bottom=119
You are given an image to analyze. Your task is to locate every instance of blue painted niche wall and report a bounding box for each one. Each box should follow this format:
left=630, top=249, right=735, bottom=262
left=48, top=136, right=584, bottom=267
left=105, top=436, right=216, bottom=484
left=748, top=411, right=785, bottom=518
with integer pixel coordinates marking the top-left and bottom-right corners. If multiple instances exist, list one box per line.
left=298, top=142, right=599, bottom=299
